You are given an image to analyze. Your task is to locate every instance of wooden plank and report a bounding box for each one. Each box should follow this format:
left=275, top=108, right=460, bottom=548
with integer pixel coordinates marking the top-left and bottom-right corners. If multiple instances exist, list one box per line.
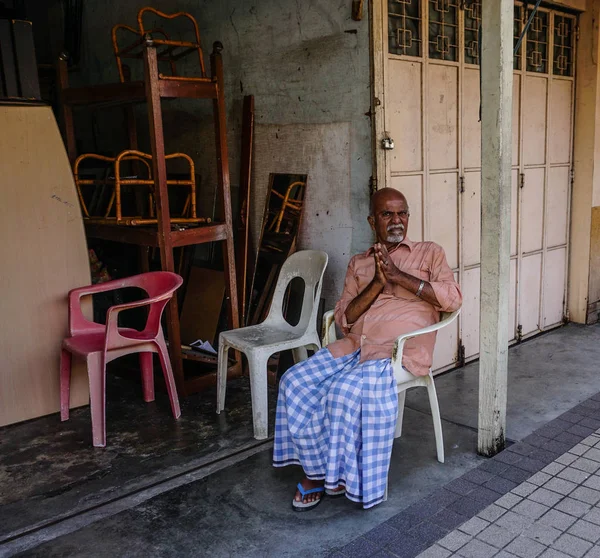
left=236, top=95, right=254, bottom=325
left=61, top=81, right=146, bottom=106
left=370, top=0, right=386, bottom=190
left=179, top=267, right=225, bottom=346
left=12, top=20, right=41, bottom=100
left=0, top=19, right=18, bottom=98
left=159, top=79, right=217, bottom=99
left=144, top=44, right=185, bottom=396
left=211, top=42, right=240, bottom=335
left=85, top=223, right=159, bottom=246
left=170, top=223, right=228, bottom=247
left=0, top=105, right=90, bottom=426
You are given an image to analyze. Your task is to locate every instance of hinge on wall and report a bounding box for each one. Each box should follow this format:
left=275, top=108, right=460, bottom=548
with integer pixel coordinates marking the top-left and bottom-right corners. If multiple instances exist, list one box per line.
left=519, top=173, right=525, bottom=189
left=457, top=341, right=466, bottom=368
left=516, top=324, right=523, bottom=343
left=575, top=25, right=580, bottom=41
left=570, top=167, right=575, bottom=187
left=369, top=176, right=378, bottom=195
left=459, top=175, right=465, bottom=194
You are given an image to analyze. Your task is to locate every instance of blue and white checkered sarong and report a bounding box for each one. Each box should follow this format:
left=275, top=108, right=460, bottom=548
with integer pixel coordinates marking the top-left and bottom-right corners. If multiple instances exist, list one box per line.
left=273, top=348, right=397, bottom=509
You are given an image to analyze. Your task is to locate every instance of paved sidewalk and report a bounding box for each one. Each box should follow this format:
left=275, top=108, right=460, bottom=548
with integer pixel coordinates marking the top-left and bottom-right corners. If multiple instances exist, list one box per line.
left=333, top=394, right=600, bottom=558
left=421, top=429, right=600, bottom=558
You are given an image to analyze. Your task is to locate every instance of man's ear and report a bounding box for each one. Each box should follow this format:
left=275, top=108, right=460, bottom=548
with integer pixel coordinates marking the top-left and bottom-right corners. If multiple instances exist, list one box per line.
left=368, top=215, right=375, bottom=231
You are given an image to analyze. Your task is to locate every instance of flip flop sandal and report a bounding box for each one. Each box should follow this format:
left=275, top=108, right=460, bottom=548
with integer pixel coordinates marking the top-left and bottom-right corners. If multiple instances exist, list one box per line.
left=325, top=486, right=346, bottom=498
left=292, top=482, right=325, bottom=512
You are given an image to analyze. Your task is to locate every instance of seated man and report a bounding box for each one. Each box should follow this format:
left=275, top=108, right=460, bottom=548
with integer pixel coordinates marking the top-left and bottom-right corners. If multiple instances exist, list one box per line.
left=273, top=188, right=462, bottom=511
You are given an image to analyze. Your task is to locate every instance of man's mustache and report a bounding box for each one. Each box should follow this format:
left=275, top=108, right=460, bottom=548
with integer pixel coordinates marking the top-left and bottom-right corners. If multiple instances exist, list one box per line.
left=387, top=224, right=405, bottom=232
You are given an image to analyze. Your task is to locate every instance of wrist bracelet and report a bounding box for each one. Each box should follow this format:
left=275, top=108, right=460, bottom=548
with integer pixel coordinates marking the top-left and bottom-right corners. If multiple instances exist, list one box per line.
left=415, top=280, right=425, bottom=298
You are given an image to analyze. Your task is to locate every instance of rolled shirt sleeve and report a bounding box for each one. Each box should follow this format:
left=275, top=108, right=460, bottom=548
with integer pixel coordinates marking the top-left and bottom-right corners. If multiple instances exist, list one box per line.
left=428, top=244, right=462, bottom=313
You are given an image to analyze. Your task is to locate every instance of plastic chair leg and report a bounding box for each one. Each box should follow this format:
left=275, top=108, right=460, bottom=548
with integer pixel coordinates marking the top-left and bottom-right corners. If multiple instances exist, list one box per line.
left=426, top=377, right=445, bottom=464
left=60, top=349, right=72, bottom=422
left=216, top=339, right=230, bottom=414
left=395, top=390, right=406, bottom=439
left=156, top=341, right=181, bottom=420
left=247, top=351, right=269, bottom=440
left=140, top=352, right=155, bottom=403
left=87, top=353, right=107, bottom=448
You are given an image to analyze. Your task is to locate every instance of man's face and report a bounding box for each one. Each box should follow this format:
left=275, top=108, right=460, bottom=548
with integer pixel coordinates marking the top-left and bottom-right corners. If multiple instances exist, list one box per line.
left=368, top=196, right=410, bottom=246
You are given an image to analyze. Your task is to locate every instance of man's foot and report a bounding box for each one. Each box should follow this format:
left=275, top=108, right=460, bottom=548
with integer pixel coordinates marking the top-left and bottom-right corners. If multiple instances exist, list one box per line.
left=291, top=478, right=326, bottom=512
left=294, top=478, right=324, bottom=505
left=325, top=485, right=346, bottom=497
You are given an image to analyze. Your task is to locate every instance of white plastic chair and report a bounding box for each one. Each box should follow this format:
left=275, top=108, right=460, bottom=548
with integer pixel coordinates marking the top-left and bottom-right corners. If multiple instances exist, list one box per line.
left=322, top=308, right=460, bottom=498
left=217, top=250, right=328, bottom=440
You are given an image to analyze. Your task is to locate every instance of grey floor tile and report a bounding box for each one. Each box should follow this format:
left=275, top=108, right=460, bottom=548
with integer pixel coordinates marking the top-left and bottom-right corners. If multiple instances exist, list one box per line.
left=529, top=488, right=565, bottom=508
left=530, top=473, right=554, bottom=487
left=446, top=478, right=479, bottom=496
left=514, top=483, right=539, bottom=498
left=407, top=521, right=450, bottom=546
left=477, top=524, right=519, bottom=549
left=487, top=477, right=520, bottom=495
left=557, top=455, right=579, bottom=467
left=508, top=444, right=537, bottom=457
left=371, top=550, right=400, bottom=558
left=582, top=475, right=600, bottom=491
left=583, top=448, right=600, bottom=463
left=463, top=469, right=495, bottom=486
left=497, top=493, right=525, bottom=510
left=438, top=530, right=473, bottom=552
left=385, top=534, right=430, bottom=558
left=456, top=538, right=499, bottom=558
left=570, top=446, right=591, bottom=458
left=448, top=497, right=487, bottom=518
left=542, top=463, right=566, bottom=476
left=501, top=467, right=535, bottom=485
left=478, top=504, right=508, bottom=523
left=386, top=512, right=424, bottom=532
left=557, top=468, right=592, bottom=485
left=471, top=487, right=503, bottom=505
left=519, top=459, right=551, bottom=474
left=551, top=533, right=593, bottom=558
left=581, top=507, right=600, bottom=526
left=557, top=412, right=585, bottom=425
left=538, top=509, right=578, bottom=531
left=458, top=516, right=490, bottom=536
left=364, top=524, right=403, bottom=546
left=566, top=519, right=600, bottom=543
left=417, top=544, right=452, bottom=558
left=583, top=545, right=600, bottom=558
left=430, top=509, right=468, bottom=531
left=545, top=478, right=578, bottom=496
left=341, top=536, right=385, bottom=557
left=505, top=535, right=547, bottom=558
left=555, top=497, right=592, bottom=518
left=538, top=550, right=572, bottom=558
left=496, top=510, right=535, bottom=534
left=513, top=500, right=551, bottom=520
left=571, top=459, right=600, bottom=475
left=556, top=433, right=587, bottom=446
left=480, top=460, right=511, bottom=476
left=524, top=523, right=563, bottom=546
left=570, top=486, right=600, bottom=506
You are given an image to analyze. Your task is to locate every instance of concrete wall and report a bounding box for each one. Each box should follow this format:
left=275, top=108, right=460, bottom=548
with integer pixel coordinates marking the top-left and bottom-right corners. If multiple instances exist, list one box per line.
left=68, top=0, right=373, bottom=308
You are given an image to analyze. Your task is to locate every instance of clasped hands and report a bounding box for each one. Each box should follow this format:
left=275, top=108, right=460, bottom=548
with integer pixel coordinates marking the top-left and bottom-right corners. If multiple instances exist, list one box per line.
left=373, top=243, right=401, bottom=287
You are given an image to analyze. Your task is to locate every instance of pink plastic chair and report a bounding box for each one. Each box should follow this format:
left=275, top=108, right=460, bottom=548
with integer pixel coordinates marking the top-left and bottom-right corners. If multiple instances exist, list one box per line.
left=60, top=271, right=183, bottom=447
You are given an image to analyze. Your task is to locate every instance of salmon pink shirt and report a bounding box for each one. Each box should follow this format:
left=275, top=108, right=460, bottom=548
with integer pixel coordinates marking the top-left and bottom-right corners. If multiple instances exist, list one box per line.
left=328, top=238, right=462, bottom=376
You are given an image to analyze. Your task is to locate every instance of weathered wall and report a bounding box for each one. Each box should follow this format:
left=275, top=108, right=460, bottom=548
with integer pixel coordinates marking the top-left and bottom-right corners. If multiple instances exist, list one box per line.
left=70, top=0, right=373, bottom=308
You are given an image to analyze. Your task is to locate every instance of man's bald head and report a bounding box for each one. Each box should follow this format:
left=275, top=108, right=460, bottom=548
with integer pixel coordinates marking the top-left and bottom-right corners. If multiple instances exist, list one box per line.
left=369, top=188, right=408, bottom=216
left=368, top=188, right=410, bottom=247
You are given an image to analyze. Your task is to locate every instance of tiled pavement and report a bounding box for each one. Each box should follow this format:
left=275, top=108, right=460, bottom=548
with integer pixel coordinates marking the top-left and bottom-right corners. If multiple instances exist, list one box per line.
left=331, top=393, right=600, bottom=558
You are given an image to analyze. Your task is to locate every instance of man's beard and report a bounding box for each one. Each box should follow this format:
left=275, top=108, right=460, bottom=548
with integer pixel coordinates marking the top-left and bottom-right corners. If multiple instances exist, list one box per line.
left=386, top=225, right=405, bottom=243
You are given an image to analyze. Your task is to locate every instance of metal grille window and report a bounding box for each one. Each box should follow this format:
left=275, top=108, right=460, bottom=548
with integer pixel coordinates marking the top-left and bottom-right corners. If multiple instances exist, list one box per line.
left=514, top=4, right=523, bottom=70
left=526, top=9, right=549, bottom=73
left=463, top=0, right=480, bottom=65
left=388, top=0, right=422, bottom=57
left=553, top=15, right=574, bottom=77
left=428, top=0, right=458, bottom=61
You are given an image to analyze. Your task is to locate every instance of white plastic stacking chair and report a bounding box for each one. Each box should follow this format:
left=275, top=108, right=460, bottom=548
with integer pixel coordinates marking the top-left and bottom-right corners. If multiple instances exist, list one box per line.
left=217, top=250, right=328, bottom=440
left=322, top=308, right=460, bottom=499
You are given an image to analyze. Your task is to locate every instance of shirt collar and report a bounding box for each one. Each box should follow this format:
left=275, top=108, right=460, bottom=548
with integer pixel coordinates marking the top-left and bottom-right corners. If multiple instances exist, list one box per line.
left=366, top=237, right=414, bottom=256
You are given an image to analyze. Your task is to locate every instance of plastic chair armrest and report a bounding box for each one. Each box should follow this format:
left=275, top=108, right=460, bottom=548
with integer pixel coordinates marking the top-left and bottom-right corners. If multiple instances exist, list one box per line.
left=321, top=310, right=337, bottom=347
left=393, top=309, right=461, bottom=366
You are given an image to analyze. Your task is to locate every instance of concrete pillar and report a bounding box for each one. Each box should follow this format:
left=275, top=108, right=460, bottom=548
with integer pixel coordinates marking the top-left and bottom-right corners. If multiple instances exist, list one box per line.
left=478, top=0, right=513, bottom=457
left=570, top=0, right=600, bottom=325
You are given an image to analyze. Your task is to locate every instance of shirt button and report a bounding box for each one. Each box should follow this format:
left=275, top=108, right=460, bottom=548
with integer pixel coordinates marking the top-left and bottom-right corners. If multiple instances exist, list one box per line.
left=361, top=335, right=366, bottom=340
